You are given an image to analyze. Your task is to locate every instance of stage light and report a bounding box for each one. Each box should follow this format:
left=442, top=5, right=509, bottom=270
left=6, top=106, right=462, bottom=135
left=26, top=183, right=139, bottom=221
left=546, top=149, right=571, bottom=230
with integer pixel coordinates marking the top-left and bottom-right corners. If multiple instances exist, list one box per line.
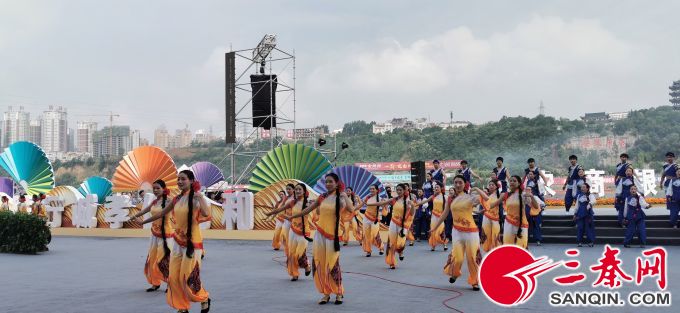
left=318, top=138, right=327, bottom=146
left=341, top=142, right=349, bottom=150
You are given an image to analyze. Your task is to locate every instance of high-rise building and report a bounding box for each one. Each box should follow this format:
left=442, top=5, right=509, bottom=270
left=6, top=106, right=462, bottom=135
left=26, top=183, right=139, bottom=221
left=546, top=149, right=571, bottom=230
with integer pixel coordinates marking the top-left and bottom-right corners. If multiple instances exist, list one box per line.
left=2, top=106, right=30, bottom=148
left=130, top=129, right=141, bottom=149
left=194, top=129, right=216, bottom=144
left=154, top=125, right=170, bottom=149
left=176, top=126, right=192, bottom=148
left=29, top=119, right=42, bottom=145
left=67, top=128, right=75, bottom=152
left=93, top=125, right=131, bottom=157
left=76, top=121, right=98, bottom=154
left=41, top=105, right=68, bottom=153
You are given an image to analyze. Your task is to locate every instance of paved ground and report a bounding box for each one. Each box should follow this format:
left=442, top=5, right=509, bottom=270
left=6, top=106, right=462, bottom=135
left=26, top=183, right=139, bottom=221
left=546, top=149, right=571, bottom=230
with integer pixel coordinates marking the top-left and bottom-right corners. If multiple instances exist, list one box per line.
left=1, top=236, right=678, bottom=312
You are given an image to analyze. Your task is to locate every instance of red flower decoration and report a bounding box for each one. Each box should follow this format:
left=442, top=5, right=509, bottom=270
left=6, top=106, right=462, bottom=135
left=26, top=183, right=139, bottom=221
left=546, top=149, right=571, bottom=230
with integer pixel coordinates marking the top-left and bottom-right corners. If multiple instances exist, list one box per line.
left=191, top=181, right=201, bottom=192
left=337, top=181, right=346, bottom=193
left=163, top=188, right=170, bottom=196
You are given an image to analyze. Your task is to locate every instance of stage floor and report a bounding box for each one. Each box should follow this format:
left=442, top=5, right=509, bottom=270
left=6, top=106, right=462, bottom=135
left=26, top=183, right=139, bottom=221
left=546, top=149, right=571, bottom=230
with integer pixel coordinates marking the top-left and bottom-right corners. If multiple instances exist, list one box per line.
left=1, top=236, right=677, bottom=312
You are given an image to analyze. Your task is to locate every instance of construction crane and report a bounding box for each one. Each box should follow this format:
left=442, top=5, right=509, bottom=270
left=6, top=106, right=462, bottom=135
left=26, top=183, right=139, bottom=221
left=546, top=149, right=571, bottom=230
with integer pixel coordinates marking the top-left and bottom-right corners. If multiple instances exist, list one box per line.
left=76, top=111, right=120, bottom=155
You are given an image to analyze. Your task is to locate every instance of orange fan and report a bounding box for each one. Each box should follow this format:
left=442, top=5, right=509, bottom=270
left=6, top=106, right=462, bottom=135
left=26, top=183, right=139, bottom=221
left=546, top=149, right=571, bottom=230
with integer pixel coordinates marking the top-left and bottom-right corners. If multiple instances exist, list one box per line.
left=111, top=146, right=178, bottom=192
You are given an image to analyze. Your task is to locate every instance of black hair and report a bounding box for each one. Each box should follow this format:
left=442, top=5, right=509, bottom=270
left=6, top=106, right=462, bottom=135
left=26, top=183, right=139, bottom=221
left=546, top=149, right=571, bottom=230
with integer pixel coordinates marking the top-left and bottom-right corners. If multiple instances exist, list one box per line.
left=139, top=190, right=145, bottom=196
left=325, top=173, right=342, bottom=252
left=582, top=182, right=591, bottom=205
left=620, top=153, right=629, bottom=158
left=527, top=158, right=535, bottom=163
left=32, top=194, right=39, bottom=201
left=511, top=175, right=524, bottom=240
left=569, top=155, right=578, bottom=160
left=286, top=183, right=295, bottom=195
left=397, top=183, right=408, bottom=237
left=460, top=160, right=468, bottom=165
left=666, top=152, right=675, bottom=157
left=371, top=184, right=380, bottom=224
left=153, top=179, right=170, bottom=257
left=347, top=187, right=356, bottom=206
left=179, top=170, right=197, bottom=258
left=295, top=183, right=313, bottom=242
left=489, top=178, right=500, bottom=198
left=496, top=157, right=504, bottom=162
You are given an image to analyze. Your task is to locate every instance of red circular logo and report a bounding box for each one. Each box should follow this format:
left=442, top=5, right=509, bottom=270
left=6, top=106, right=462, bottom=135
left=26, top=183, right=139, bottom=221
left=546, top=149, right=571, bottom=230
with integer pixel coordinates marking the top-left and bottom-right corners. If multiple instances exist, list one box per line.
left=479, top=246, right=559, bottom=306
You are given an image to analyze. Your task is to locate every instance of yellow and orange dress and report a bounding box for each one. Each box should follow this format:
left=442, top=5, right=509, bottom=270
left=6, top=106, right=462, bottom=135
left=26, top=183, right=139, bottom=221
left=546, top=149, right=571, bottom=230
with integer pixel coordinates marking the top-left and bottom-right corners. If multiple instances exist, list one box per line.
left=312, top=194, right=347, bottom=296
left=480, top=193, right=501, bottom=253
left=144, top=199, right=175, bottom=287
left=361, top=195, right=384, bottom=255
left=340, top=206, right=362, bottom=245
left=502, top=191, right=529, bottom=249
left=287, top=199, right=311, bottom=278
left=444, top=193, right=481, bottom=287
left=428, top=194, right=448, bottom=249
left=32, top=202, right=46, bottom=217
left=18, top=202, right=28, bottom=213
left=272, top=196, right=289, bottom=250
left=0, top=202, right=9, bottom=211
left=385, top=197, right=411, bottom=268
left=167, top=193, right=211, bottom=311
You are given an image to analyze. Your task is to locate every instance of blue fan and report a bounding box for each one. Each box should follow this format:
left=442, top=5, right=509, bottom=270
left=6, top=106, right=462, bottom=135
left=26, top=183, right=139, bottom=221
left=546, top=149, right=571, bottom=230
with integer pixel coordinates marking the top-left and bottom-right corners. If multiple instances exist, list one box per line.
left=313, top=165, right=386, bottom=199
left=78, top=176, right=113, bottom=204
left=0, top=141, right=54, bottom=196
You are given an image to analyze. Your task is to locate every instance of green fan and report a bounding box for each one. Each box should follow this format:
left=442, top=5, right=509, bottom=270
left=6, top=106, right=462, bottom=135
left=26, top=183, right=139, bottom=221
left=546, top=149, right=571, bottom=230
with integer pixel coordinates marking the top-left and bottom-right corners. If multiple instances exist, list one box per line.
left=249, top=144, right=332, bottom=192
left=0, top=141, right=54, bottom=196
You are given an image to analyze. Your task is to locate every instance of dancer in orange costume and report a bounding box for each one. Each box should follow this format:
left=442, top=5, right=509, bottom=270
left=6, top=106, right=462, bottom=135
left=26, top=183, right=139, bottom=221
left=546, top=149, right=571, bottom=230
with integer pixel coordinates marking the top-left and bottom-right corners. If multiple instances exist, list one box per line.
left=288, top=173, right=355, bottom=305
left=475, top=179, right=502, bottom=253
left=142, top=170, right=211, bottom=313
left=131, top=179, right=174, bottom=292
left=266, top=183, right=313, bottom=281
left=271, top=184, right=295, bottom=251
left=488, top=175, right=540, bottom=249
left=366, top=183, right=413, bottom=269
left=431, top=175, right=483, bottom=290
left=18, top=195, right=28, bottom=213
left=360, top=184, right=384, bottom=257
left=415, top=181, right=448, bottom=251
left=340, top=187, right=363, bottom=246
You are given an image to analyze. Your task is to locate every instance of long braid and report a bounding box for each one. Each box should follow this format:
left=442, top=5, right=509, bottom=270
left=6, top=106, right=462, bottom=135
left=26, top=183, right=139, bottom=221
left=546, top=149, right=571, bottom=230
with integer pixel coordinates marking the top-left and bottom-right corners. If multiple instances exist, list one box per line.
left=186, top=188, right=195, bottom=258
left=516, top=180, right=524, bottom=240
left=152, top=179, right=171, bottom=257
left=334, top=186, right=341, bottom=251
left=400, top=184, right=407, bottom=237
left=374, top=184, right=380, bottom=225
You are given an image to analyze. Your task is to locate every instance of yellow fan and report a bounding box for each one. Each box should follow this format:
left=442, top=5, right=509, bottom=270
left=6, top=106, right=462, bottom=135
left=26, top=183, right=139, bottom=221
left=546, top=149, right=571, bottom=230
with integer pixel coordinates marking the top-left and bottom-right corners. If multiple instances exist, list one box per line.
left=111, top=146, right=178, bottom=193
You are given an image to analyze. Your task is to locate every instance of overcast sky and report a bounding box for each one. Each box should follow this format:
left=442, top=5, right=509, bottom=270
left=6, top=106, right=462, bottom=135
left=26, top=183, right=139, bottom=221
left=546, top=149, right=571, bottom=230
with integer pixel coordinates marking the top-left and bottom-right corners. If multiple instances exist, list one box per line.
left=1, top=0, right=679, bottom=139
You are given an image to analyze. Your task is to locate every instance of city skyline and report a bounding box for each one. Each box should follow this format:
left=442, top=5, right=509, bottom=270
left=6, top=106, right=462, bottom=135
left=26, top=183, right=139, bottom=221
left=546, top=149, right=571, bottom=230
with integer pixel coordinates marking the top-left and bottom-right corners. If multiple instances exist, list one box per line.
left=1, top=1, right=678, bottom=140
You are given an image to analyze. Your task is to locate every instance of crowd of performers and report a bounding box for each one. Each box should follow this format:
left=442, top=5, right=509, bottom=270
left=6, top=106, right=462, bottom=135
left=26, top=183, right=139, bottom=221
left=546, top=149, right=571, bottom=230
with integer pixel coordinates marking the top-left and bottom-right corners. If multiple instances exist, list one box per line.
left=260, top=152, right=680, bottom=305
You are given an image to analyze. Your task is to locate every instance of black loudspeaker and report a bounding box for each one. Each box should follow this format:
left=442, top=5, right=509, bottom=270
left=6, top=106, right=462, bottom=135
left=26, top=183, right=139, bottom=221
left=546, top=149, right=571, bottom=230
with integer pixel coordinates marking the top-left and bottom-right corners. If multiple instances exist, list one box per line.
left=250, top=74, right=277, bottom=129
left=410, top=161, right=426, bottom=189
left=225, top=52, right=236, bottom=143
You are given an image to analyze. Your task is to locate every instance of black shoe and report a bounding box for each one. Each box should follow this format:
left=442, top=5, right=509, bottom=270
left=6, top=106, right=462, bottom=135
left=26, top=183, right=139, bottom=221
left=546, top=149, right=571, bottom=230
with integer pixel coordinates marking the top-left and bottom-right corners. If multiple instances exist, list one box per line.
left=319, top=296, right=330, bottom=305
left=389, top=265, right=396, bottom=270
left=273, top=248, right=279, bottom=251
left=146, top=285, right=160, bottom=292
left=291, top=277, right=298, bottom=281
left=409, top=242, right=414, bottom=246
left=431, top=248, right=435, bottom=251
left=379, top=250, right=384, bottom=255
left=399, top=254, right=404, bottom=261
left=449, top=277, right=456, bottom=284
left=343, top=242, right=348, bottom=246
left=305, top=268, right=311, bottom=276
left=334, top=295, right=344, bottom=305
left=472, top=285, right=480, bottom=291
left=577, top=243, right=582, bottom=247
left=200, top=298, right=211, bottom=313
left=443, top=245, right=448, bottom=251
left=365, top=253, right=371, bottom=257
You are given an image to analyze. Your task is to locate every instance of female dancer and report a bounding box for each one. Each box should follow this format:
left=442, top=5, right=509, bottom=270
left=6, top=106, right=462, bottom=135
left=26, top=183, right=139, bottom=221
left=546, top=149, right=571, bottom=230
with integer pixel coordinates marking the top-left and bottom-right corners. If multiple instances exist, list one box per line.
left=288, top=173, right=354, bottom=305
left=1, top=196, right=9, bottom=211
left=361, top=184, right=384, bottom=257
left=272, top=184, right=295, bottom=251
left=488, top=175, right=539, bottom=249
left=341, top=187, right=363, bottom=246
left=142, top=170, right=211, bottom=313
left=615, top=167, right=638, bottom=227
left=414, top=181, right=448, bottom=251
left=573, top=182, right=596, bottom=247
left=475, top=179, right=502, bottom=253
left=431, top=175, right=482, bottom=290
left=131, top=180, right=174, bottom=292
left=18, top=195, right=28, bottom=213
left=623, top=184, right=652, bottom=248
left=366, top=183, right=413, bottom=269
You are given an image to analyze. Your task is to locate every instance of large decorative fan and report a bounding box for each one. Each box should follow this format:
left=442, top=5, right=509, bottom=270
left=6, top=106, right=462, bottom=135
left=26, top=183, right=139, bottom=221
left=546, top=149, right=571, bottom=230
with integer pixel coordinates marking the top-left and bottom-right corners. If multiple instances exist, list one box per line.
left=190, top=162, right=225, bottom=191
left=78, top=176, right=113, bottom=204
left=0, top=177, right=13, bottom=197
left=0, top=141, right=54, bottom=196
left=47, top=186, right=84, bottom=207
left=249, top=144, right=332, bottom=193
left=112, top=146, right=178, bottom=192
left=313, top=165, right=386, bottom=199
left=253, top=179, right=319, bottom=230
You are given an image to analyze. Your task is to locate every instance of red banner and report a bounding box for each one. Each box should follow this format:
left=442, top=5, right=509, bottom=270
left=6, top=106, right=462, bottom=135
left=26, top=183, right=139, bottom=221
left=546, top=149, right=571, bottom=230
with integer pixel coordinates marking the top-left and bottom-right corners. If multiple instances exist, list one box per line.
left=355, top=160, right=462, bottom=172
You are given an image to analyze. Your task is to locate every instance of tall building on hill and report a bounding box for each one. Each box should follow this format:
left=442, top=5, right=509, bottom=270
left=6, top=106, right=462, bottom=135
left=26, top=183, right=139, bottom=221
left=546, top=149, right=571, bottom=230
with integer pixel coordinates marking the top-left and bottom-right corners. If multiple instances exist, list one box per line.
left=41, top=105, right=68, bottom=153
left=154, top=125, right=170, bottom=149
left=2, top=106, right=30, bottom=148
